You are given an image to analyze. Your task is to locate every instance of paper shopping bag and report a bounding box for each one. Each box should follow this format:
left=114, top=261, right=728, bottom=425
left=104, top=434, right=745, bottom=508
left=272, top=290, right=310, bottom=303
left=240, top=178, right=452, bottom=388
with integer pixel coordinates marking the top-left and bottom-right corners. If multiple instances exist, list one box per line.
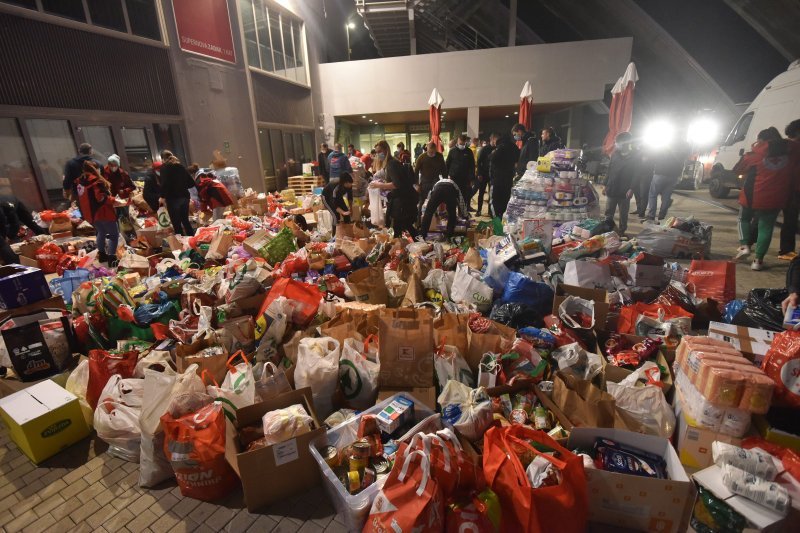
left=377, top=308, right=434, bottom=387
left=347, top=267, right=389, bottom=305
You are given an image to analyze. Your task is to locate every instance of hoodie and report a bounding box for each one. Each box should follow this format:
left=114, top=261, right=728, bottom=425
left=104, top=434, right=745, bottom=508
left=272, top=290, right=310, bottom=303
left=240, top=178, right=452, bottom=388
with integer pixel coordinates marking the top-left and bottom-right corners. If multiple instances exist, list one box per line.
left=327, top=150, right=352, bottom=181
left=516, top=131, right=539, bottom=176
left=735, top=140, right=800, bottom=210
left=102, top=165, right=135, bottom=198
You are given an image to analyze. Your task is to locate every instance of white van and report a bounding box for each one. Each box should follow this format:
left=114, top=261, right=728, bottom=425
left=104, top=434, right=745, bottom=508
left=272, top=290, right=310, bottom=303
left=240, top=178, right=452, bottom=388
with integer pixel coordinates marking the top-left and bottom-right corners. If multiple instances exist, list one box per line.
left=709, top=59, right=800, bottom=198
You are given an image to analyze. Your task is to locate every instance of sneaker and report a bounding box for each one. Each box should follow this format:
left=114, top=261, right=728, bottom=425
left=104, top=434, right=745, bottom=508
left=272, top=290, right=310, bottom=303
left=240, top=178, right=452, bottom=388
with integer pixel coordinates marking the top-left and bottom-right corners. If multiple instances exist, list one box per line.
left=778, top=251, right=798, bottom=261
left=734, top=245, right=751, bottom=261
left=751, top=258, right=764, bottom=271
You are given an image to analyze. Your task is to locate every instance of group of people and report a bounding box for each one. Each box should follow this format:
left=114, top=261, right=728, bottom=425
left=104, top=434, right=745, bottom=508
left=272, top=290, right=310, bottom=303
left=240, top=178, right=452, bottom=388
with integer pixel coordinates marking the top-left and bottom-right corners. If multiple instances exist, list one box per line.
left=318, top=124, right=564, bottom=240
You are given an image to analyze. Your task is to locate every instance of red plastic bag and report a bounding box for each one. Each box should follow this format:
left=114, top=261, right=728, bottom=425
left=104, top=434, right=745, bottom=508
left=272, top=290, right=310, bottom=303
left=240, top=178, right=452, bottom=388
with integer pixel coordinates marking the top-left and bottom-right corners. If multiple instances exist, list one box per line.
left=742, top=436, right=800, bottom=483
left=35, top=243, right=65, bottom=274
left=188, top=226, right=220, bottom=249
left=161, top=401, right=238, bottom=501
left=686, top=260, right=736, bottom=305
left=761, top=330, right=800, bottom=408
left=482, top=425, right=587, bottom=533
left=86, top=349, right=138, bottom=409
left=56, top=254, right=79, bottom=276
left=39, top=210, right=70, bottom=223
left=258, top=278, right=321, bottom=328
left=278, top=253, right=308, bottom=277
left=617, top=302, right=693, bottom=335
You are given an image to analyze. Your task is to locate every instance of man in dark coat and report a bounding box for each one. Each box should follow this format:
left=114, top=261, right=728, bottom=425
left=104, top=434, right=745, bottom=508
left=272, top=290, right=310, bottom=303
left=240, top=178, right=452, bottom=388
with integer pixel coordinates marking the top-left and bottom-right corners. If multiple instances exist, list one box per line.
left=603, top=132, right=644, bottom=235
left=512, top=123, right=539, bottom=177
left=489, top=133, right=520, bottom=219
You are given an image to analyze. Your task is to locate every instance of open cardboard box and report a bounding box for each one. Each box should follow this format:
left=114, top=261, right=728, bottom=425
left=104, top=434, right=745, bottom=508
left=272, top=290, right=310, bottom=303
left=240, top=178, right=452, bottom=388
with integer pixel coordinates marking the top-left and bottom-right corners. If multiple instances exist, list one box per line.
left=552, top=283, right=610, bottom=333
left=601, top=334, right=674, bottom=396
left=707, top=321, right=775, bottom=366
left=225, top=387, right=326, bottom=512
left=568, top=427, right=694, bottom=533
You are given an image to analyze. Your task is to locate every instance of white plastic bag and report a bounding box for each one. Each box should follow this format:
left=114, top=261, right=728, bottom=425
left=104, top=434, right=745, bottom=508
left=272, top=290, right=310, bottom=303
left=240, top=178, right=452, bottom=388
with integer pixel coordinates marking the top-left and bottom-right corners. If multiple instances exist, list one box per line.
left=450, top=263, right=493, bottom=312
left=134, top=350, right=176, bottom=378
left=294, top=337, right=340, bottom=418
left=484, top=246, right=511, bottom=297
left=316, top=209, right=334, bottom=237
left=65, top=358, right=93, bottom=428
left=434, top=345, right=475, bottom=389
left=422, top=269, right=455, bottom=301
left=206, top=353, right=256, bottom=419
left=437, top=380, right=493, bottom=441
left=94, top=375, right=144, bottom=462
left=262, top=403, right=314, bottom=446
left=368, top=187, right=385, bottom=227
left=339, top=336, right=380, bottom=411
left=607, top=362, right=676, bottom=438
left=139, top=364, right=205, bottom=487
left=551, top=343, right=603, bottom=381
left=156, top=206, right=171, bottom=230
left=558, top=296, right=595, bottom=330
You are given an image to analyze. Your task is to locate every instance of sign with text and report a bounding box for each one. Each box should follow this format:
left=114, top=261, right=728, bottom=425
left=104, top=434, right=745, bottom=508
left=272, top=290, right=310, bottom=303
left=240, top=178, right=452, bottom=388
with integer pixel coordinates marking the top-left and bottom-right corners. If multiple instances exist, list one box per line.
left=173, top=0, right=236, bottom=64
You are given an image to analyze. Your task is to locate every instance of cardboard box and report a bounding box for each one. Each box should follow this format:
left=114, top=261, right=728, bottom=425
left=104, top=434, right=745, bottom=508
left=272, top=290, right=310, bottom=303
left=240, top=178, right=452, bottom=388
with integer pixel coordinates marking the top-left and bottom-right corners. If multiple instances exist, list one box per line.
left=552, top=284, right=610, bottom=332
left=136, top=227, right=160, bottom=248
left=0, top=380, right=91, bottom=463
left=707, top=322, right=775, bottom=365
left=0, top=264, right=52, bottom=310
left=627, top=263, right=665, bottom=288
left=0, top=295, right=65, bottom=322
left=243, top=230, right=272, bottom=259
left=673, top=410, right=741, bottom=472
left=48, top=219, right=72, bottom=234
left=564, top=261, right=611, bottom=289
left=692, top=465, right=797, bottom=532
left=0, top=368, right=71, bottom=398
left=206, top=233, right=234, bottom=260
left=752, top=408, right=800, bottom=452
left=377, top=386, right=436, bottom=411
left=225, top=387, right=326, bottom=512
left=50, top=231, right=73, bottom=241
left=568, top=427, right=694, bottom=533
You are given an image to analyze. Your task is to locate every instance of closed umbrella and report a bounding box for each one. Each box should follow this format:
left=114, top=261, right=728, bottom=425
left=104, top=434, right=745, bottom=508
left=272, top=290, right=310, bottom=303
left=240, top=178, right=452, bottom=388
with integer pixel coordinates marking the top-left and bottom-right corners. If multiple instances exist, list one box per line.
left=519, top=81, right=534, bottom=131
left=602, top=62, right=638, bottom=155
left=428, top=88, right=443, bottom=152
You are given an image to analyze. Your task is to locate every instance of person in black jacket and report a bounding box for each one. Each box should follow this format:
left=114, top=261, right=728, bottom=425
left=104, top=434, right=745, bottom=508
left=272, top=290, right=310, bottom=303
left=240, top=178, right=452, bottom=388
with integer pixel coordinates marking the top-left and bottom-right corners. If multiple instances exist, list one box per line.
left=420, top=176, right=467, bottom=240
left=446, top=134, right=475, bottom=209
left=474, top=136, right=496, bottom=216
left=539, top=127, right=565, bottom=157
left=369, top=140, right=418, bottom=237
left=512, top=124, right=539, bottom=177
left=142, top=161, right=162, bottom=213
left=603, top=132, right=643, bottom=235
left=490, top=133, right=520, bottom=219
left=318, top=143, right=332, bottom=184
left=322, top=172, right=354, bottom=230
left=645, top=141, right=690, bottom=222
left=158, top=150, right=195, bottom=236
left=62, top=143, right=101, bottom=200
left=783, top=255, right=800, bottom=312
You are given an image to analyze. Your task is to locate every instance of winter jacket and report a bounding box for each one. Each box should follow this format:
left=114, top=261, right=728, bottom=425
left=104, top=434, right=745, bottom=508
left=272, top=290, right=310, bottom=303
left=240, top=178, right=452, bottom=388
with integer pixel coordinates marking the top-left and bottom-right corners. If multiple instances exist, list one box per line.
left=159, top=161, right=195, bottom=200
left=102, top=165, right=135, bottom=198
left=196, top=176, right=234, bottom=211
left=360, top=153, right=373, bottom=171
left=650, top=143, right=689, bottom=178
left=477, top=145, right=495, bottom=178
left=142, top=171, right=161, bottom=212
left=735, top=140, right=800, bottom=210
left=318, top=149, right=332, bottom=180
left=539, top=135, right=565, bottom=157
left=516, top=132, right=539, bottom=176
left=63, top=155, right=101, bottom=197
left=446, top=146, right=475, bottom=187
left=76, top=171, right=115, bottom=224
left=415, top=152, right=447, bottom=190
left=605, top=148, right=644, bottom=198
left=327, top=150, right=352, bottom=181
left=490, top=136, right=520, bottom=192
left=213, top=167, right=244, bottom=199
left=322, top=181, right=353, bottom=223
left=422, top=177, right=468, bottom=218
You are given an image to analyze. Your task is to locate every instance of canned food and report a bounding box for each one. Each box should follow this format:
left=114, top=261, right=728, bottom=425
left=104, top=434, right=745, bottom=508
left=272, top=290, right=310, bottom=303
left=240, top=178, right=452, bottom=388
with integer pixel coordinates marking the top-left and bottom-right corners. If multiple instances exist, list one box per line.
left=349, top=454, right=368, bottom=472
left=352, top=441, right=371, bottom=459
left=347, top=470, right=361, bottom=494
left=371, top=458, right=391, bottom=477
left=322, top=446, right=340, bottom=468
left=360, top=435, right=383, bottom=457
left=509, top=409, right=528, bottom=425
left=361, top=467, right=376, bottom=489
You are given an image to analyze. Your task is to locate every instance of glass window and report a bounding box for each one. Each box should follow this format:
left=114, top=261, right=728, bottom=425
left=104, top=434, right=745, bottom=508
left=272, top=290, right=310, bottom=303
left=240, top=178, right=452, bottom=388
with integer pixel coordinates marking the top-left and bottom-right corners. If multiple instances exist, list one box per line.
left=268, top=7, right=285, bottom=74
left=0, top=118, right=44, bottom=211
left=282, top=14, right=295, bottom=80
left=269, top=128, right=285, bottom=168
left=122, top=127, right=152, bottom=179
left=258, top=129, right=275, bottom=177
left=283, top=132, right=295, bottom=161
left=87, top=0, right=126, bottom=32
left=2, top=0, right=37, bottom=9
left=80, top=126, right=115, bottom=166
left=41, top=0, right=86, bottom=21
left=152, top=124, right=186, bottom=165
left=255, top=0, right=274, bottom=71
left=302, top=132, right=314, bottom=163
left=293, top=19, right=306, bottom=85
left=125, top=0, right=160, bottom=40
left=292, top=133, right=303, bottom=162
left=26, top=118, right=77, bottom=206
left=240, top=0, right=260, bottom=69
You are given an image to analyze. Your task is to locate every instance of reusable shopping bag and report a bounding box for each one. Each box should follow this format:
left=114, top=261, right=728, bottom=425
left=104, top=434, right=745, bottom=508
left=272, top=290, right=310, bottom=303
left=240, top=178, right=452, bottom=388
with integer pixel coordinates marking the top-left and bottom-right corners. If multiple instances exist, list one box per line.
left=686, top=260, right=736, bottom=305
left=450, top=263, right=493, bottom=312
left=617, top=302, right=693, bottom=335
left=86, top=349, right=138, bottom=409
left=203, top=351, right=256, bottom=420
left=93, top=375, right=144, bottom=462
left=258, top=278, right=321, bottom=329
left=339, top=336, right=380, bottom=411
left=294, top=337, right=340, bottom=418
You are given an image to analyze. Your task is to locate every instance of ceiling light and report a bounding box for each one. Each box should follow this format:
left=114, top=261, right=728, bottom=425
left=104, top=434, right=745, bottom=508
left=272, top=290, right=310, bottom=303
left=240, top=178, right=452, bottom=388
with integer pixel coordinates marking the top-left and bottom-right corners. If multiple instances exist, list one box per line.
left=361, top=115, right=366, bottom=118
left=347, top=22, right=356, bottom=29
left=505, top=115, right=509, bottom=118
left=369, top=119, right=373, bottom=122
left=514, top=111, right=518, bottom=115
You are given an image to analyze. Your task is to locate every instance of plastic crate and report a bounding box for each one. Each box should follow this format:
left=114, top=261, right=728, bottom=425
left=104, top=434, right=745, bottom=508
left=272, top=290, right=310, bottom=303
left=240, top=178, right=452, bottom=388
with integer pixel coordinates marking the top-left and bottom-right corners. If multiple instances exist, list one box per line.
left=308, top=394, right=437, bottom=531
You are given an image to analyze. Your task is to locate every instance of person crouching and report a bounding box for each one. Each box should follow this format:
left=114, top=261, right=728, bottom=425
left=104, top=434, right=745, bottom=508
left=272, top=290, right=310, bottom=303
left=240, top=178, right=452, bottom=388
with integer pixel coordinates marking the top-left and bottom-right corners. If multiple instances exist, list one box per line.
left=77, top=161, right=118, bottom=266
left=322, top=172, right=354, bottom=235
left=194, top=168, right=234, bottom=220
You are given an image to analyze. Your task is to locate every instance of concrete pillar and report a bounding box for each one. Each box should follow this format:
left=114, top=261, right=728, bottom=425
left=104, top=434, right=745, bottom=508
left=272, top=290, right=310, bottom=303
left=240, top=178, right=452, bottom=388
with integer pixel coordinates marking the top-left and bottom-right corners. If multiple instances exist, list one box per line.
left=408, top=8, right=416, bottom=55
left=567, top=105, right=584, bottom=148
left=508, top=0, right=517, bottom=47
left=467, top=107, right=480, bottom=140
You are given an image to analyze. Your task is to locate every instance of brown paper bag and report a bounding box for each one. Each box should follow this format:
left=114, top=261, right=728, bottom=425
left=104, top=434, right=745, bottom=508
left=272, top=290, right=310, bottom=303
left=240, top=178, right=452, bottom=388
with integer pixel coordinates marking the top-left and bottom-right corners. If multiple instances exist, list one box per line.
left=336, top=224, right=355, bottom=239
left=319, top=308, right=380, bottom=347
left=377, top=308, right=434, bottom=387
left=353, top=221, right=371, bottom=239
left=174, top=336, right=228, bottom=383
left=464, top=248, right=483, bottom=270
left=347, top=267, right=389, bottom=305
left=465, top=321, right=516, bottom=374
left=433, top=313, right=470, bottom=360
left=401, top=272, right=425, bottom=307
left=339, top=239, right=366, bottom=262
left=551, top=372, right=646, bottom=432
left=218, top=315, right=256, bottom=354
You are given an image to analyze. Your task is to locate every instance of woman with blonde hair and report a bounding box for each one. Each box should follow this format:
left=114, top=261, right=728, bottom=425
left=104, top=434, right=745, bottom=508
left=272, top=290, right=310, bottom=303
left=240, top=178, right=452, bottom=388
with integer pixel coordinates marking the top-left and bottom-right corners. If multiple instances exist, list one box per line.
left=368, top=140, right=418, bottom=236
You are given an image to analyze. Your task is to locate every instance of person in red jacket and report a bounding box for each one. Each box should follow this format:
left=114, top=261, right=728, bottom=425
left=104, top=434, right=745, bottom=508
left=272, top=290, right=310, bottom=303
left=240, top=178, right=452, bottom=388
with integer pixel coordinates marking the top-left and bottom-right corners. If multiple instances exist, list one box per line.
left=102, top=154, right=135, bottom=198
left=194, top=168, right=233, bottom=220
left=77, top=161, right=118, bottom=266
left=734, top=127, right=800, bottom=270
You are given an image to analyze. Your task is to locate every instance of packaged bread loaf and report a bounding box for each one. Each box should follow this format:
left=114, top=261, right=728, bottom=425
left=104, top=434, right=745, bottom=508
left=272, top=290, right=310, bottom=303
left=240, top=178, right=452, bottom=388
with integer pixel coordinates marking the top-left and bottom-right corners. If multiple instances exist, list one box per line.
left=675, top=336, right=738, bottom=371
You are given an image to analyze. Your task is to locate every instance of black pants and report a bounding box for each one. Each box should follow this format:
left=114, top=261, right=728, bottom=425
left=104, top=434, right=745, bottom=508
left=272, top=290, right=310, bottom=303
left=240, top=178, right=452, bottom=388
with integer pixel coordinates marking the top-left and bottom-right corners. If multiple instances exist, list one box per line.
left=780, top=193, right=800, bottom=254
left=418, top=182, right=434, bottom=221
left=166, top=196, right=193, bottom=236
left=0, top=198, right=46, bottom=238
left=634, top=174, right=653, bottom=218
left=472, top=176, right=488, bottom=215
left=0, top=239, right=18, bottom=265
left=421, top=187, right=458, bottom=239
left=491, top=184, right=512, bottom=220
left=390, top=194, right=417, bottom=238
left=454, top=178, right=471, bottom=211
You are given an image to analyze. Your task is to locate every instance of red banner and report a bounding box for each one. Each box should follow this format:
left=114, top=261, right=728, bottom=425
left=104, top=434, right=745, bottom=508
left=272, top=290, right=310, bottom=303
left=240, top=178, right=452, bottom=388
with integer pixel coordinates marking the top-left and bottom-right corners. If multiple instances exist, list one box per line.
left=173, top=0, right=236, bottom=64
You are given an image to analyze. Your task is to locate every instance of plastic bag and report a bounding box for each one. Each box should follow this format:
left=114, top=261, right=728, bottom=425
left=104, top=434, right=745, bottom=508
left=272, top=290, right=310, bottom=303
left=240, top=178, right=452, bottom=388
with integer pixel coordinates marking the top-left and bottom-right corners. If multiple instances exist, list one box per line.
left=434, top=345, right=475, bottom=390
left=262, top=403, right=314, bottom=446
left=501, top=272, right=553, bottom=307
left=253, top=362, right=292, bottom=403
left=65, top=359, right=93, bottom=428
left=484, top=247, right=511, bottom=298
left=294, top=337, right=340, bottom=418
left=368, top=186, right=385, bottom=226
left=438, top=380, right=493, bottom=441
left=156, top=206, right=171, bottom=230
left=204, top=352, right=256, bottom=419
left=551, top=343, right=603, bottom=381
left=264, top=226, right=297, bottom=265
left=761, top=330, right=800, bottom=408
left=732, top=288, right=787, bottom=332
left=339, top=336, right=380, bottom=411
left=488, top=302, right=545, bottom=329
left=423, top=269, right=455, bottom=302
left=723, top=299, right=746, bottom=324
left=607, top=364, right=676, bottom=438
left=87, top=349, right=138, bottom=409
left=450, top=263, right=493, bottom=312
left=94, top=375, right=144, bottom=462
left=557, top=296, right=595, bottom=330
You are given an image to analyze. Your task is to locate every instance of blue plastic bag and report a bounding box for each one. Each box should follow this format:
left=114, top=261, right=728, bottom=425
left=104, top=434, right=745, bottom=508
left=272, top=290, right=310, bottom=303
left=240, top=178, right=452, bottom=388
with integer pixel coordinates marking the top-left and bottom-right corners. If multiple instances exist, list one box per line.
left=723, top=299, right=746, bottom=324
left=501, top=271, right=554, bottom=307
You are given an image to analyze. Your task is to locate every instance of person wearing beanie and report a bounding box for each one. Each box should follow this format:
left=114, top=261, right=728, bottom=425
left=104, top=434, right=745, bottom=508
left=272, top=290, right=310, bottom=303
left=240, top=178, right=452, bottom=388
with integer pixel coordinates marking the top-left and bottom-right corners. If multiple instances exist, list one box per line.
left=77, top=161, right=118, bottom=266
left=102, top=155, right=135, bottom=198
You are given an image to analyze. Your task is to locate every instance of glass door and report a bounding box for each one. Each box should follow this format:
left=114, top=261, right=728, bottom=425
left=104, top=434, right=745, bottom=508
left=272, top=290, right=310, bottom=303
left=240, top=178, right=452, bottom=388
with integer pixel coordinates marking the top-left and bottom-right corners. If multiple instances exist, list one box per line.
left=0, top=118, right=45, bottom=210
left=77, top=125, right=116, bottom=166
left=25, top=118, right=77, bottom=206
left=121, top=127, right=154, bottom=180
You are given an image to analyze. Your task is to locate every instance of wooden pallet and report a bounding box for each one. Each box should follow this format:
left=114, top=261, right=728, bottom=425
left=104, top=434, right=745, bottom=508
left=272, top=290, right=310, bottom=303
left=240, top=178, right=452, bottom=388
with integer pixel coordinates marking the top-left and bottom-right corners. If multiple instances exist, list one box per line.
left=287, top=175, right=322, bottom=195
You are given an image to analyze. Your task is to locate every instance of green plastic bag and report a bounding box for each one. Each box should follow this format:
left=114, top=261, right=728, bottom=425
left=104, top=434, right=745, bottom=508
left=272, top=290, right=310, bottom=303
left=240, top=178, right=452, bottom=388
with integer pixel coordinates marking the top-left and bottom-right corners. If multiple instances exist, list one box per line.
left=264, top=227, right=297, bottom=265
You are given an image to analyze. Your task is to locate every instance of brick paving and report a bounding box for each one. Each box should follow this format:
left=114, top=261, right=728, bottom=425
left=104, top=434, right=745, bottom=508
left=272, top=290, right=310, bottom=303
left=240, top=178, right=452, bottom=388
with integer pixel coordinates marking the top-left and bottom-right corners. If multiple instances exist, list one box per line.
left=0, top=426, right=343, bottom=532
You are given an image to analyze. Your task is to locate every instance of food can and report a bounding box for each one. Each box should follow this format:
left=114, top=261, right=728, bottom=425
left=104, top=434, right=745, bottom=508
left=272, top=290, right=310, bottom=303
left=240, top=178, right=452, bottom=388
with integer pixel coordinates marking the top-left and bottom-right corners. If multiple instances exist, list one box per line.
left=352, top=441, right=371, bottom=459
left=347, top=470, right=361, bottom=494
left=322, top=446, right=339, bottom=468
left=509, top=409, right=528, bottom=425
left=372, top=458, right=391, bottom=478
left=349, top=454, right=368, bottom=472
left=360, top=435, right=383, bottom=457
left=361, top=467, right=376, bottom=489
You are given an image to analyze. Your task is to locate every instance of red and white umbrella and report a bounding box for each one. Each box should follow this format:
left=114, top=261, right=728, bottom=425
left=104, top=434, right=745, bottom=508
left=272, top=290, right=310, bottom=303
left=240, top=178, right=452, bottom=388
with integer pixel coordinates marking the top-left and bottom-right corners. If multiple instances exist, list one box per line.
left=428, top=88, right=443, bottom=152
left=519, top=81, right=534, bottom=131
left=602, top=62, right=638, bottom=155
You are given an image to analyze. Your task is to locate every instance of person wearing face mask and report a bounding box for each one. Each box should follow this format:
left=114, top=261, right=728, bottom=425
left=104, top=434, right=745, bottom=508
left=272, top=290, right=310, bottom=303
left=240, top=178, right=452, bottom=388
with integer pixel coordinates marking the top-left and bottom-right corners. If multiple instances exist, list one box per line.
left=512, top=124, right=540, bottom=177
left=102, top=154, right=135, bottom=199
left=446, top=134, right=476, bottom=210
left=143, top=161, right=162, bottom=213
left=602, top=132, right=643, bottom=236
left=369, top=140, right=418, bottom=237
left=474, top=134, right=496, bottom=216
left=489, top=132, right=520, bottom=219
left=414, top=142, right=447, bottom=216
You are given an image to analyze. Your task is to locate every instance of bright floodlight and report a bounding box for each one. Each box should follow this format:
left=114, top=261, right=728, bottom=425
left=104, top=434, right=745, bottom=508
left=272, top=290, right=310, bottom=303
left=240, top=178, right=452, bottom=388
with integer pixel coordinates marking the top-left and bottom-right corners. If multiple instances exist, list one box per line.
left=687, top=118, right=718, bottom=146
left=643, top=119, right=675, bottom=149
left=347, top=22, right=356, bottom=29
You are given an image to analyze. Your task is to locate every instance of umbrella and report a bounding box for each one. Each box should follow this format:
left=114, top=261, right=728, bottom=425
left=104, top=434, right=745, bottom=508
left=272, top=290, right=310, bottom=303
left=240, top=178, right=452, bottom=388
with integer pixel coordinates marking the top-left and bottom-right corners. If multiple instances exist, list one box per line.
left=602, top=62, right=638, bottom=155
left=519, top=81, right=533, bottom=131
left=428, top=88, right=443, bottom=152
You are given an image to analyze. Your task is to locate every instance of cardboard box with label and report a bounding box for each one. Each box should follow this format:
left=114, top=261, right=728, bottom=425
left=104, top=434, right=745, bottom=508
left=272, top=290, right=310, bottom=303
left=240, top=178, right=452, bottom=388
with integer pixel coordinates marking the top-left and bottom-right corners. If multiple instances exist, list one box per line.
left=568, top=427, right=694, bottom=533
left=0, top=264, right=52, bottom=310
left=673, top=409, right=741, bottom=472
left=243, top=230, right=272, bottom=259
left=0, top=380, right=90, bottom=463
left=225, top=387, right=325, bottom=512
left=707, top=321, right=775, bottom=365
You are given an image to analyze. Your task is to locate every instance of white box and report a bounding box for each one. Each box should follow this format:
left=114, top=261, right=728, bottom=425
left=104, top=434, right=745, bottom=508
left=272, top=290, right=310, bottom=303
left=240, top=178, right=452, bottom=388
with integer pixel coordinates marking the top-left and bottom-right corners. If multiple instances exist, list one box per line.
left=707, top=322, right=775, bottom=365
left=564, top=260, right=611, bottom=288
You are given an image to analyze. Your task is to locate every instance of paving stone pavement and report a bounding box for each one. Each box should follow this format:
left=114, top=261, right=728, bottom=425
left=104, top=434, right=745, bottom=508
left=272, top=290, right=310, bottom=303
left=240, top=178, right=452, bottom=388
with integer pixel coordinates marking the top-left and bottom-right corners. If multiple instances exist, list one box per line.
left=0, top=426, right=344, bottom=532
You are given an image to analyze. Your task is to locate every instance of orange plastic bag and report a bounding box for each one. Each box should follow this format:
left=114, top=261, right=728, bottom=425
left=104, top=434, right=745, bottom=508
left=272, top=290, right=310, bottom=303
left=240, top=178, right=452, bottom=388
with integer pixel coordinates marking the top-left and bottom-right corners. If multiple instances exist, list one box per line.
left=35, top=242, right=65, bottom=274
left=761, top=330, right=800, bottom=408
left=86, top=349, right=138, bottom=409
left=617, top=302, right=693, bottom=335
left=257, top=278, right=321, bottom=329
left=39, top=210, right=70, bottom=222
left=686, top=260, right=736, bottom=305
left=161, top=401, right=238, bottom=501
left=482, top=425, right=587, bottom=533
